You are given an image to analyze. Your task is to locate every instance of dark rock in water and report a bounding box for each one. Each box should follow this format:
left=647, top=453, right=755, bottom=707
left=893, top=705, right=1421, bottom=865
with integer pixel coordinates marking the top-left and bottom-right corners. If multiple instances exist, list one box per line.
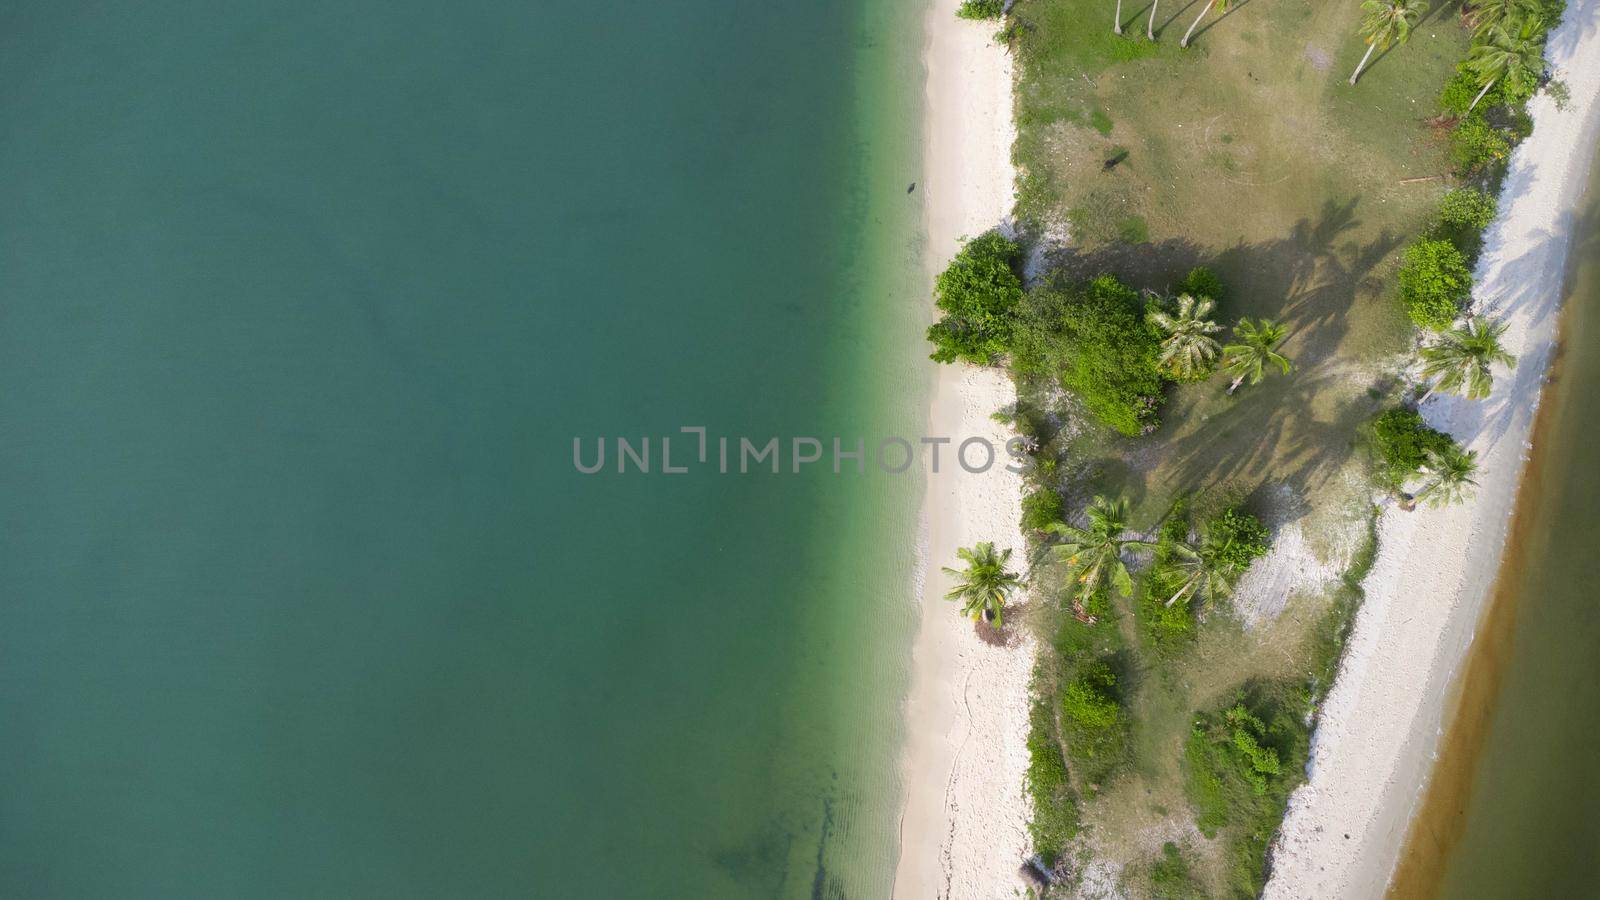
left=907, top=182, right=916, bottom=193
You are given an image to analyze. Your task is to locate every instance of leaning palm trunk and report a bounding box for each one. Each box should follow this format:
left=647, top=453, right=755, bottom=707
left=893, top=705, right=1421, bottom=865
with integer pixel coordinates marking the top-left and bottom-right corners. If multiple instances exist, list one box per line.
left=1148, top=0, right=1160, bottom=38
left=1180, top=0, right=1216, bottom=47
left=1349, top=42, right=1378, bottom=84
left=1467, top=77, right=1497, bottom=112
left=1227, top=374, right=1246, bottom=394
left=1166, top=576, right=1200, bottom=608
left=1114, top=0, right=1124, bottom=33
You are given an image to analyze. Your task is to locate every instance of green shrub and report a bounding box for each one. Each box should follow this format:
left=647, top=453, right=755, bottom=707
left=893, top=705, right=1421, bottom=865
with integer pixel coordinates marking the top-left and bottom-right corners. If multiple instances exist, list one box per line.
left=1022, top=486, right=1065, bottom=532
left=1061, top=659, right=1129, bottom=788
left=1437, top=188, right=1498, bottom=232
left=1062, top=662, right=1121, bottom=730
left=955, top=0, right=1004, bottom=19
left=1013, top=274, right=1164, bottom=435
left=1139, top=501, right=1199, bottom=651
left=1371, top=408, right=1456, bottom=488
left=1439, top=70, right=1507, bottom=117
left=1025, top=698, right=1078, bottom=863
left=1177, top=266, right=1225, bottom=301
left=926, top=232, right=1024, bottom=365
left=1207, top=507, right=1270, bottom=571
left=1432, top=188, right=1498, bottom=259
left=1184, top=687, right=1309, bottom=898
left=1448, top=117, right=1512, bottom=176
left=1397, top=239, right=1472, bottom=330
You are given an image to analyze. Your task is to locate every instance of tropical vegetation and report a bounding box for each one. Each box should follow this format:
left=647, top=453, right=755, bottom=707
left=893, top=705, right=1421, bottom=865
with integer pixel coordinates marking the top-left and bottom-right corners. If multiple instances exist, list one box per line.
left=1349, top=0, right=1428, bottom=85
left=1410, top=445, right=1481, bottom=508
left=926, top=232, right=1025, bottom=365
left=1420, top=315, right=1516, bottom=400
left=1397, top=239, right=1473, bottom=330
left=1149, top=294, right=1223, bottom=382
left=1221, top=318, right=1291, bottom=394
left=1045, top=495, right=1151, bottom=617
left=943, top=542, right=1025, bottom=627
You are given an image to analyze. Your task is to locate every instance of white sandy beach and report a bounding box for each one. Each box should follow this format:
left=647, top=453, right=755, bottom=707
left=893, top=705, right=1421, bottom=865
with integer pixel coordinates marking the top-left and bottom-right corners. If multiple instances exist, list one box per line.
left=892, top=3, right=1028, bottom=899
left=1265, top=4, right=1600, bottom=897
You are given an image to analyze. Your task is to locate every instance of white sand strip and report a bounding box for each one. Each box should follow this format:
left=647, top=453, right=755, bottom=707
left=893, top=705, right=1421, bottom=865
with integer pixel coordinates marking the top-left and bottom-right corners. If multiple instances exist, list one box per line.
left=1265, top=5, right=1600, bottom=897
left=892, top=3, right=1029, bottom=899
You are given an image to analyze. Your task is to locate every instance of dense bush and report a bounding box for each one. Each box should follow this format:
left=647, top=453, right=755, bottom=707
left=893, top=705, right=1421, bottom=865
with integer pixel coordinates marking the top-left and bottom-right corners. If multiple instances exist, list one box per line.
left=1140, top=502, right=1199, bottom=650
left=926, top=232, right=1024, bottom=365
left=1022, top=486, right=1065, bottom=532
left=1013, top=274, right=1164, bottom=435
left=1397, top=239, right=1473, bottom=330
left=1371, top=408, right=1457, bottom=488
left=1207, top=507, right=1270, bottom=572
left=1061, top=659, right=1128, bottom=787
left=1432, top=188, right=1498, bottom=259
left=955, top=0, right=1004, bottom=19
left=1025, top=699, right=1078, bottom=863
left=1448, top=116, right=1512, bottom=176
left=1439, top=70, right=1508, bottom=117
left=1062, top=661, right=1121, bottom=730
left=1185, top=686, right=1309, bottom=898
left=1437, top=188, right=1498, bottom=233
left=1177, top=266, right=1225, bottom=301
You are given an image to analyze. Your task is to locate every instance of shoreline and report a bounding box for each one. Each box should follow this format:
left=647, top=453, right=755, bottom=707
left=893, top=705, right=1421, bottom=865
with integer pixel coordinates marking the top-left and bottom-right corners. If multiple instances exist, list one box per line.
left=892, top=2, right=1027, bottom=898
left=1263, top=3, right=1600, bottom=896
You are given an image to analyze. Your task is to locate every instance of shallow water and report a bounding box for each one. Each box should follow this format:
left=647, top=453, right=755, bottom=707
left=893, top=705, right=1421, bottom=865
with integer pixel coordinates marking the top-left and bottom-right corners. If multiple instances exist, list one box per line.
left=0, top=1, right=931, bottom=896
left=1391, top=150, right=1600, bottom=899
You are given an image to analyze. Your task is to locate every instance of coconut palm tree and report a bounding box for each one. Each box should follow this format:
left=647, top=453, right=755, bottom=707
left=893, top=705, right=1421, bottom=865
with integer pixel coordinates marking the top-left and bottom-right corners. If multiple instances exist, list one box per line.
left=1045, top=496, right=1153, bottom=617
left=1148, top=0, right=1160, bottom=39
left=1465, top=15, right=1546, bottom=112
left=1180, top=0, right=1228, bottom=48
left=943, top=542, right=1025, bottom=628
left=1114, top=0, right=1124, bottom=33
left=1222, top=318, right=1292, bottom=394
left=1148, top=294, right=1223, bottom=381
left=1411, top=445, right=1480, bottom=508
left=1162, top=532, right=1242, bottom=607
left=1350, top=0, right=1429, bottom=85
left=1420, top=315, right=1516, bottom=401
left=1466, top=0, right=1539, bottom=37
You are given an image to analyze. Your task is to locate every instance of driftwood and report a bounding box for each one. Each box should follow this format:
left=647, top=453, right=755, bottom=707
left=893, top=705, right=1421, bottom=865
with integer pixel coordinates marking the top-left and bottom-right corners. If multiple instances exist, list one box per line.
left=1398, top=174, right=1446, bottom=185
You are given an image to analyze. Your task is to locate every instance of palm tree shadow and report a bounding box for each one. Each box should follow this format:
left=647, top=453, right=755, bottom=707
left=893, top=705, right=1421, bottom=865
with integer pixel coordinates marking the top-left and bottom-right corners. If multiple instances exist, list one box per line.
left=1190, top=0, right=1254, bottom=44
left=1161, top=0, right=1204, bottom=34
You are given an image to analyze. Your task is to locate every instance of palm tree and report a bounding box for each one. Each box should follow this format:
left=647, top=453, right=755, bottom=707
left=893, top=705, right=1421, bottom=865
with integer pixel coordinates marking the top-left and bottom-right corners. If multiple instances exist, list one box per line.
left=1410, top=446, right=1480, bottom=508
left=1222, top=318, right=1292, bottom=394
left=1350, top=0, right=1429, bottom=85
left=1180, top=0, right=1228, bottom=48
left=1148, top=294, right=1223, bottom=381
left=943, top=542, right=1025, bottom=628
left=1420, top=315, right=1516, bottom=401
left=1466, top=0, right=1539, bottom=37
left=1465, top=15, right=1546, bottom=112
left=1161, top=532, right=1242, bottom=607
left=1045, top=496, right=1153, bottom=617
left=1148, top=0, right=1160, bottom=39
left=1114, top=0, right=1124, bottom=34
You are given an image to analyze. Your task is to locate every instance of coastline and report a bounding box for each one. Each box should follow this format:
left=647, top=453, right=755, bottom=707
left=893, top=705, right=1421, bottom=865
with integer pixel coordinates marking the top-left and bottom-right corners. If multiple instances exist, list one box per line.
left=1264, top=4, right=1600, bottom=897
left=892, top=3, right=1027, bottom=898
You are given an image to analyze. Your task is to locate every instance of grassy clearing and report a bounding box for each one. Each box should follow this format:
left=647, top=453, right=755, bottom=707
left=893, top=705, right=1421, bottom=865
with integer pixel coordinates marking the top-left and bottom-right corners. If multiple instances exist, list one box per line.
left=1005, top=0, right=1471, bottom=894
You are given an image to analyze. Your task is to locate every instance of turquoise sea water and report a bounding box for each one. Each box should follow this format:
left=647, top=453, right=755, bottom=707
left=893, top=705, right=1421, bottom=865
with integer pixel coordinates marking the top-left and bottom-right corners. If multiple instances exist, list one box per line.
left=0, top=2, right=931, bottom=896
left=1410, top=155, right=1600, bottom=898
